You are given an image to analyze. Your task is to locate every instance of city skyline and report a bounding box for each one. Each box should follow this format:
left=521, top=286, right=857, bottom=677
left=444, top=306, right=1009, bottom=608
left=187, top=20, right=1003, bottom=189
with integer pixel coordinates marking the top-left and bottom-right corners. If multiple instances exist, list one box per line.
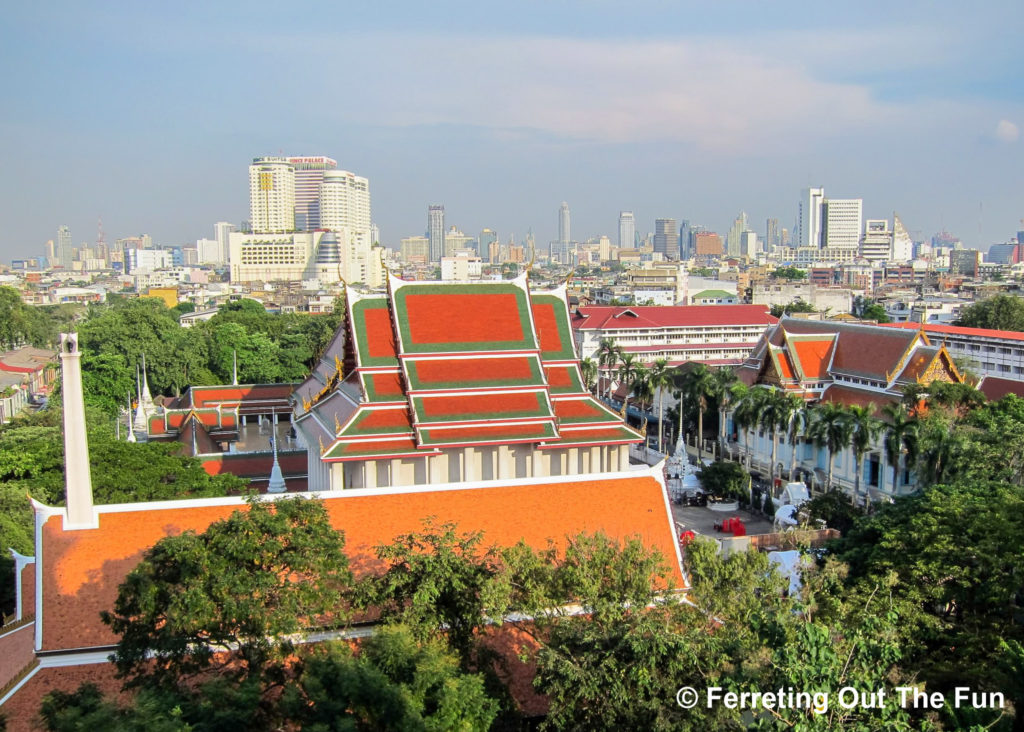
left=1, top=2, right=1022, bottom=260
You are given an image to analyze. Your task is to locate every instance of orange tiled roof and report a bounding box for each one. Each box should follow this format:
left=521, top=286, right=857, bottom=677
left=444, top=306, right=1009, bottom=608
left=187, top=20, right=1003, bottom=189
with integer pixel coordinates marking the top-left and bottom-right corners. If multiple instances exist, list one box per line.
left=790, top=338, right=835, bottom=380
left=36, top=472, right=683, bottom=653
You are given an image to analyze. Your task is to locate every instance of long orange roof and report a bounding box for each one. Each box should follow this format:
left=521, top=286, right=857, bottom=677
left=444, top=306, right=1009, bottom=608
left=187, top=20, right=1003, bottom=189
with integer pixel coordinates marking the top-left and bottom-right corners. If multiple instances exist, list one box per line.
left=34, top=469, right=683, bottom=653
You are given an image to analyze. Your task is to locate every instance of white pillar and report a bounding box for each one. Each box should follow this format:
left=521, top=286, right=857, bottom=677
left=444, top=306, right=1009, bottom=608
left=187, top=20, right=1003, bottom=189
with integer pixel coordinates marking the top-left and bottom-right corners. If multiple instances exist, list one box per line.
left=590, top=446, right=602, bottom=474
left=464, top=447, right=478, bottom=482
left=390, top=459, right=403, bottom=487
left=429, top=454, right=443, bottom=484
left=364, top=460, right=377, bottom=489
left=531, top=449, right=544, bottom=478
left=60, top=334, right=96, bottom=528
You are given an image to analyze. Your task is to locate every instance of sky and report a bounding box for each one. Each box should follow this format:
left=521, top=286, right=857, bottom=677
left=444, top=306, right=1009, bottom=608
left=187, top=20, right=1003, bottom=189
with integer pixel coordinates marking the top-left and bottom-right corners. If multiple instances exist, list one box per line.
left=1, top=1, right=1022, bottom=260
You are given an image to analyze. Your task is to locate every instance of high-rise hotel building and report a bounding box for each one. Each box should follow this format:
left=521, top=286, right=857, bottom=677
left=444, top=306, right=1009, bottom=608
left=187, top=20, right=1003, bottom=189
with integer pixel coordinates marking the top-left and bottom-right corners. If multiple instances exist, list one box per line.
left=249, top=157, right=295, bottom=234
left=288, top=156, right=337, bottom=231
left=234, top=155, right=381, bottom=286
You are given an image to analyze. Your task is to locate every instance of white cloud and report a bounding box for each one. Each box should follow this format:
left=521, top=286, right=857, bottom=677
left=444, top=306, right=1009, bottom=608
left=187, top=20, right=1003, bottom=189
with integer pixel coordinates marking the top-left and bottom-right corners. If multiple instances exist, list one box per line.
left=995, top=119, right=1019, bottom=143
left=308, top=34, right=902, bottom=153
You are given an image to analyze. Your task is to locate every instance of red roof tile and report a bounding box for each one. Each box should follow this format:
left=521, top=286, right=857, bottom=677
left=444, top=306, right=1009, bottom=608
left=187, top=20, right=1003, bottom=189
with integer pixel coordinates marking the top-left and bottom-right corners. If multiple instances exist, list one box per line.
left=37, top=474, right=682, bottom=652
left=405, top=356, right=542, bottom=391
left=819, top=384, right=894, bottom=412
left=413, top=391, right=551, bottom=423
left=979, top=376, right=1024, bottom=401
left=402, top=293, right=526, bottom=346
left=418, top=422, right=558, bottom=446
left=882, top=321, right=1024, bottom=343
left=571, top=305, right=776, bottom=330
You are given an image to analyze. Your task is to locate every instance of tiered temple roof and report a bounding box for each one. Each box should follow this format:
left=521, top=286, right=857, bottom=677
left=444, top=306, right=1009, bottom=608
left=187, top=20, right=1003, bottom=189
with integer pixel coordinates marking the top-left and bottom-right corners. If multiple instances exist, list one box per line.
left=294, top=275, right=641, bottom=463
left=738, top=318, right=962, bottom=410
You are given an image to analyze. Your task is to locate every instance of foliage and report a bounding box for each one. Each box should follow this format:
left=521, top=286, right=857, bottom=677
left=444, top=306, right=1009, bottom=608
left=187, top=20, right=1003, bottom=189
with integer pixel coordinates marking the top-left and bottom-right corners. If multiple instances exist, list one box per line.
left=770, top=300, right=816, bottom=317
left=955, top=293, right=1024, bottom=332
left=102, top=498, right=352, bottom=705
left=359, top=519, right=500, bottom=664
left=0, top=285, right=58, bottom=348
left=801, top=490, right=861, bottom=534
left=282, top=628, right=498, bottom=732
left=772, top=266, right=808, bottom=281
left=697, top=459, right=748, bottom=501
left=861, top=302, right=890, bottom=322
left=835, top=480, right=1024, bottom=712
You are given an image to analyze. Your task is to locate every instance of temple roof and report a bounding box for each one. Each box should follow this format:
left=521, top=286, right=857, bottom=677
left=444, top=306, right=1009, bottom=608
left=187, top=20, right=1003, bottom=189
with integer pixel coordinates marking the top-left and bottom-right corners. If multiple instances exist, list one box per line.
left=32, top=467, right=683, bottom=653
left=294, top=276, right=641, bottom=460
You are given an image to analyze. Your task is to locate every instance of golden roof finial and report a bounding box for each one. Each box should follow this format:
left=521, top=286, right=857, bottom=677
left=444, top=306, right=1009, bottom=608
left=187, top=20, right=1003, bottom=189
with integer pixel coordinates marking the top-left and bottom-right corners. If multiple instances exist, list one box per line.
left=319, top=436, right=326, bottom=455
left=335, top=413, right=341, bottom=433
left=302, top=397, right=311, bottom=412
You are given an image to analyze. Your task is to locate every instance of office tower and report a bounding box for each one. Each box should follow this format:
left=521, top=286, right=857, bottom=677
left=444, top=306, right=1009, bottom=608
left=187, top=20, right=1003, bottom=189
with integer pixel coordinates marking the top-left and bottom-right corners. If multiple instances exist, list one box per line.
left=822, top=198, right=863, bottom=251
left=559, top=202, right=570, bottom=245
left=249, top=157, right=295, bottom=233
left=57, top=225, right=72, bottom=269
left=797, top=187, right=825, bottom=249
left=287, top=156, right=337, bottom=231
left=214, top=221, right=237, bottom=263
left=479, top=229, right=498, bottom=261
left=653, top=218, right=679, bottom=259
left=428, top=205, right=446, bottom=262
left=726, top=211, right=748, bottom=256
left=44, top=239, right=56, bottom=266
left=679, top=220, right=691, bottom=258
left=444, top=226, right=473, bottom=258
left=618, top=212, right=635, bottom=250
left=765, top=218, right=780, bottom=250
left=370, top=223, right=380, bottom=246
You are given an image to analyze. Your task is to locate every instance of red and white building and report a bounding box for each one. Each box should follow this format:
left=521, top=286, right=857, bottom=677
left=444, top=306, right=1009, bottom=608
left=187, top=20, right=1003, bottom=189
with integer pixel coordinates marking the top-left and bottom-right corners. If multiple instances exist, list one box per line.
left=570, top=305, right=778, bottom=367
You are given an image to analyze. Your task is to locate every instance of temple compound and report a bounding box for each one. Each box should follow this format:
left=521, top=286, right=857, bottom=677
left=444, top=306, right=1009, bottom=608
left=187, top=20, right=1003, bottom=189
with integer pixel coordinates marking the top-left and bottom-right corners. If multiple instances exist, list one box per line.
left=0, top=280, right=679, bottom=730
left=293, top=274, right=642, bottom=490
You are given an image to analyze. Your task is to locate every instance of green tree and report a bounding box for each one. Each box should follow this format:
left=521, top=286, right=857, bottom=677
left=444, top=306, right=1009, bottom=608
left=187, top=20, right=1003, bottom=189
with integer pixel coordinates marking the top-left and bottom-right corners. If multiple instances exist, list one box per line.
left=881, top=403, right=918, bottom=496
left=955, top=293, right=1024, bottom=331
left=282, top=627, right=498, bottom=732
left=579, top=357, right=597, bottom=393
left=359, top=519, right=499, bottom=665
left=595, top=338, right=622, bottom=402
left=808, top=402, right=854, bottom=491
left=772, top=266, right=808, bottom=281
left=679, top=363, right=715, bottom=461
left=648, top=358, right=673, bottom=453
left=770, top=299, right=817, bottom=317
left=846, top=405, right=882, bottom=499
left=861, top=302, right=890, bottom=322
left=102, top=497, right=352, bottom=721
left=616, top=352, right=642, bottom=416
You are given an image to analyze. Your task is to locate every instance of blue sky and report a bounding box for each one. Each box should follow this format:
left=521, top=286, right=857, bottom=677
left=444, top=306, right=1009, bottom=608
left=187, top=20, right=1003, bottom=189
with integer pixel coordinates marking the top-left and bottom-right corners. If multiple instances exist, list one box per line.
left=1, top=1, right=1022, bottom=260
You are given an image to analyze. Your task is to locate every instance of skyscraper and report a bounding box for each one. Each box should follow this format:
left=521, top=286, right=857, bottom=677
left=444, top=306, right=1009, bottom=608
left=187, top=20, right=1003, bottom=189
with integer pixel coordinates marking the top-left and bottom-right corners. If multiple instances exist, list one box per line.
left=559, top=202, right=571, bottom=245
left=679, top=220, right=692, bottom=259
left=726, top=211, right=748, bottom=257
left=428, top=205, right=446, bottom=262
left=57, top=225, right=72, bottom=269
left=214, top=221, right=236, bottom=264
left=653, top=218, right=679, bottom=260
left=797, top=187, right=825, bottom=249
left=765, top=218, right=780, bottom=250
left=618, top=212, right=635, bottom=250
left=320, top=171, right=371, bottom=235
left=287, top=156, right=337, bottom=230
left=822, top=198, right=863, bottom=251
left=479, top=228, right=498, bottom=261
left=249, top=157, right=295, bottom=234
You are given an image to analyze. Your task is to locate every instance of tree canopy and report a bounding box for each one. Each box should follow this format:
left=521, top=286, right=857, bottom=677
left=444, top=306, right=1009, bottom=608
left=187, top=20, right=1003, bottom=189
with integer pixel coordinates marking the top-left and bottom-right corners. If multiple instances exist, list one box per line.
left=955, top=293, right=1024, bottom=332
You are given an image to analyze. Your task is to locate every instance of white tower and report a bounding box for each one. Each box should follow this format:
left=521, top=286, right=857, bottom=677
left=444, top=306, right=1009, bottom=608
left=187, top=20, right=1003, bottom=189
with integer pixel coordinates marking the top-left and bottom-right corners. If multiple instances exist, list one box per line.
left=59, top=333, right=96, bottom=528
left=249, top=157, right=296, bottom=234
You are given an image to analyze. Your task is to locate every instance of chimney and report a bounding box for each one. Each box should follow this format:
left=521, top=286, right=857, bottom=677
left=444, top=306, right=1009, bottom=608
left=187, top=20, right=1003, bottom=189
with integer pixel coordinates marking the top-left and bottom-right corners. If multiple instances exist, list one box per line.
left=60, top=333, right=96, bottom=528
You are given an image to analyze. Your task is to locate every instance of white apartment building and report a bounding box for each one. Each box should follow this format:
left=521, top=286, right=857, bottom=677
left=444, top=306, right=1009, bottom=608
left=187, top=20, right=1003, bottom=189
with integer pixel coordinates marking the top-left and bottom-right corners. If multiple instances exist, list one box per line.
left=249, top=157, right=295, bottom=234
left=860, top=219, right=893, bottom=262
left=228, top=231, right=322, bottom=283
left=619, top=212, right=635, bottom=249
left=441, top=251, right=483, bottom=281
left=571, top=305, right=778, bottom=367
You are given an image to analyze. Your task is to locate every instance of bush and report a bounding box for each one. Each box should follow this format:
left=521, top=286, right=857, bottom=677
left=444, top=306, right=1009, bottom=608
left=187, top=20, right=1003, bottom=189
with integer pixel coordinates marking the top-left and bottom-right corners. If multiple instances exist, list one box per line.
left=697, top=461, right=748, bottom=502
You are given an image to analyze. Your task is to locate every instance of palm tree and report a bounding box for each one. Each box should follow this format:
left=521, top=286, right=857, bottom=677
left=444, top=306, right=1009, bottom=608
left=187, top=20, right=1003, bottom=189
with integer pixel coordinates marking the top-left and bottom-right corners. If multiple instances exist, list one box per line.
left=616, top=353, right=642, bottom=417
left=648, top=358, right=673, bottom=454
left=680, top=364, right=715, bottom=462
left=579, top=357, right=597, bottom=394
left=783, top=394, right=811, bottom=481
left=881, top=403, right=918, bottom=495
left=914, top=416, right=962, bottom=487
left=710, top=367, right=738, bottom=454
left=595, top=339, right=622, bottom=403
left=846, top=405, right=883, bottom=499
left=759, top=389, right=793, bottom=483
left=732, top=386, right=767, bottom=471
left=809, top=402, right=854, bottom=491
left=629, top=365, right=654, bottom=439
